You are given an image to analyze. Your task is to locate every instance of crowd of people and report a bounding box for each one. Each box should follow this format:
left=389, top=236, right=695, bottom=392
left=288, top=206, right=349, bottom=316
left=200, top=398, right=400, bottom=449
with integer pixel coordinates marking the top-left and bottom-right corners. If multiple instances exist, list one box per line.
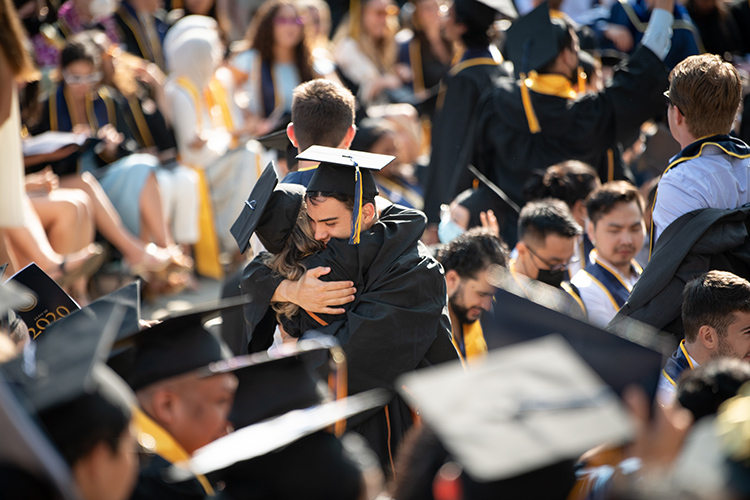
left=2, top=0, right=750, bottom=495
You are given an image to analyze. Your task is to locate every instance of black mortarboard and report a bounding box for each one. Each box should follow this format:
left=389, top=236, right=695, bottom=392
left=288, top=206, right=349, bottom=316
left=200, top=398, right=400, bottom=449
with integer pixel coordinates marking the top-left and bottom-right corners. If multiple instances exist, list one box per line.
left=454, top=0, right=517, bottom=28
left=90, top=281, right=141, bottom=341
left=0, top=302, right=128, bottom=413
left=0, top=374, right=79, bottom=500
left=6, top=263, right=80, bottom=340
left=116, top=298, right=247, bottom=390
left=230, top=163, right=307, bottom=254
left=481, top=266, right=668, bottom=402
left=200, top=337, right=341, bottom=429
left=300, top=146, right=393, bottom=244
left=398, top=335, right=632, bottom=487
left=256, top=130, right=293, bottom=151
left=504, top=2, right=569, bottom=74
left=168, top=389, right=388, bottom=480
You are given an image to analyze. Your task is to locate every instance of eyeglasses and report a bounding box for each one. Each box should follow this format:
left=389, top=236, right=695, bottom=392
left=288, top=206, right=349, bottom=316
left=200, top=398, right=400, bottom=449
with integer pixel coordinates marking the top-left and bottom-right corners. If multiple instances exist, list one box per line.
left=62, top=70, right=102, bottom=85
left=526, top=245, right=578, bottom=272
left=274, top=15, right=303, bottom=25
left=663, top=89, right=683, bottom=114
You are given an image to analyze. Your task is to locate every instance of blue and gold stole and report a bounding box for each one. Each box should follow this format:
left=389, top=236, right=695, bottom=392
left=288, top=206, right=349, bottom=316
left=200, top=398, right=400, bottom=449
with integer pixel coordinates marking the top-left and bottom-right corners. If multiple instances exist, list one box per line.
left=661, top=340, right=695, bottom=388
left=49, top=84, right=114, bottom=133
left=582, top=250, right=642, bottom=311
left=648, top=134, right=750, bottom=258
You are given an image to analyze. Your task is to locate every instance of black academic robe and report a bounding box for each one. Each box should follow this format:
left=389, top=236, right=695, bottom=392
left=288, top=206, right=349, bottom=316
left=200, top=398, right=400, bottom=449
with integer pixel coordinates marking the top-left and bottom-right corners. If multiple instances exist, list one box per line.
left=473, top=45, right=668, bottom=245
left=239, top=205, right=458, bottom=472
left=131, top=455, right=207, bottom=500
left=114, top=1, right=168, bottom=70
left=422, top=48, right=508, bottom=224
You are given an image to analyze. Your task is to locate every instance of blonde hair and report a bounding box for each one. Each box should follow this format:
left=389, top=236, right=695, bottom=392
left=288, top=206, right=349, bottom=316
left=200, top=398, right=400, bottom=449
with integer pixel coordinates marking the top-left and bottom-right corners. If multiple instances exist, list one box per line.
left=262, top=201, right=325, bottom=319
left=333, top=0, right=398, bottom=73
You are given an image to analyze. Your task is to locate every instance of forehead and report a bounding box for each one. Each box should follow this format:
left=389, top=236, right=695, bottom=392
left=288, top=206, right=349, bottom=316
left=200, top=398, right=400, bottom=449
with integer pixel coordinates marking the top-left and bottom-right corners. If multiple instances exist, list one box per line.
left=728, top=311, right=750, bottom=330
left=306, top=195, right=350, bottom=219
left=595, top=200, right=643, bottom=225
left=461, top=268, right=498, bottom=293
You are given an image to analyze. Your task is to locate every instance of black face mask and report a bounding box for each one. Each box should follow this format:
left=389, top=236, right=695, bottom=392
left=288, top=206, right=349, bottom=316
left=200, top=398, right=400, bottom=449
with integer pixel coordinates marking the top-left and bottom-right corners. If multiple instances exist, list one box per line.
left=536, top=268, right=566, bottom=288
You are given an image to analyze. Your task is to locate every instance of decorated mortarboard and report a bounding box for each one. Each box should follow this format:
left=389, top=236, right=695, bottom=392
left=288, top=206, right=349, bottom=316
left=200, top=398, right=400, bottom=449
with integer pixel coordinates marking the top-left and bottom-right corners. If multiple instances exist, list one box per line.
left=114, top=297, right=248, bottom=391
left=200, top=336, right=345, bottom=430
left=6, top=263, right=80, bottom=340
left=480, top=265, right=668, bottom=402
left=168, top=389, right=388, bottom=481
left=0, top=373, right=79, bottom=500
left=299, top=146, right=394, bottom=244
left=0, top=302, right=132, bottom=415
left=504, top=2, right=569, bottom=74
left=398, top=335, right=633, bottom=484
left=230, top=163, right=307, bottom=254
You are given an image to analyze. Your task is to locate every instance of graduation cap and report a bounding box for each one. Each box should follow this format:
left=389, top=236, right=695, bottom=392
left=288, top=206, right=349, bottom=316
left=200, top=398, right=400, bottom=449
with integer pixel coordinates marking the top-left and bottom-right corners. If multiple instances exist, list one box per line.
left=504, top=2, right=569, bottom=74
left=0, top=302, right=130, bottom=414
left=0, top=373, right=79, bottom=500
left=397, top=335, right=633, bottom=487
left=230, top=162, right=307, bottom=254
left=115, top=297, right=248, bottom=391
left=299, top=146, right=394, bottom=244
left=256, top=130, right=293, bottom=151
left=6, top=263, right=80, bottom=340
left=454, top=0, right=517, bottom=29
left=199, top=337, right=342, bottom=430
left=168, top=389, right=389, bottom=481
left=481, top=265, right=668, bottom=402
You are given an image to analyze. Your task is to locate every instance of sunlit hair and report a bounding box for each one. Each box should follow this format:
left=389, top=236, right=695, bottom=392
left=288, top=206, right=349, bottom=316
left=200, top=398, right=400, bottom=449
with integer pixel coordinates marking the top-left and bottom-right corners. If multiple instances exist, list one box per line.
left=262, top=201, right=325, bottom=319
left=0, top=0, right=40, bottom=82
left=241, top=0, right=314, bottom=82
left=333, top=0, right=399, bottom=73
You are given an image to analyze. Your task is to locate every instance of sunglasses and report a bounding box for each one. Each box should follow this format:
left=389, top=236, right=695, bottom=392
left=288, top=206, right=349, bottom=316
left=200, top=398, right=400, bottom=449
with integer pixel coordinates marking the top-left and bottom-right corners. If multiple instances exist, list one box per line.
left=62, top=70, right=102, bottom=85
left=274, top=15, right=303, bottom=25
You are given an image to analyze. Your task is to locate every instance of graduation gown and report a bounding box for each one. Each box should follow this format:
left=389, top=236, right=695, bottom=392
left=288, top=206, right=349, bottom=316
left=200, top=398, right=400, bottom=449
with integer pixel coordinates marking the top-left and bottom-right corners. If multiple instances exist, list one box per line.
left=115, top=1, right=168, bottom=70
left=474, top=45, right=667, bottom=245
left=422, top=47, right=508, bottom=224
left=240, top=205, right=458, bottom=471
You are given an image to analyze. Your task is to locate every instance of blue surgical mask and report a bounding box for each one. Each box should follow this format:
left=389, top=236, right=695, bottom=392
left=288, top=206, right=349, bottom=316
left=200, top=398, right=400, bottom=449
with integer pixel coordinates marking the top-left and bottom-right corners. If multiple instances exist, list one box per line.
left=438, top=217, right=465, bottom=244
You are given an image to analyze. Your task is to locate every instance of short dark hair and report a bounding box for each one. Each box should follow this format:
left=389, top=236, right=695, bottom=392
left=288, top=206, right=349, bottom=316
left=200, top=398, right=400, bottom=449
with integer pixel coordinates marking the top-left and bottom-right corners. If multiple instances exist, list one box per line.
left=60, top=34, right=101, bottom=70
left=291, top=80, right=355, bottom=151
left=585, top=181, right=644, bottom=226
left=682, top=271, right=750, bottom=343
left=39, top=391, right=131, bottom=466
left=438, top=228, right=509, bottom=280
left=677, top=358, right=750, bottom=421
left=518, top=198, right=582, bottom=246
left=305, top=191, right=376, bottom=213
left=522, top=160, right=599, bottom=209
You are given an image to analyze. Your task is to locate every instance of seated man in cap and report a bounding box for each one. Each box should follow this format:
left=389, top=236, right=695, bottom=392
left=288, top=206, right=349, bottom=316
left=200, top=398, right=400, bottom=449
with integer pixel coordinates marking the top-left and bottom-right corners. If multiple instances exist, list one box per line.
left=658, top=270, right=750, bottom=402
left=0, top=302, right=139, bottom=500
left=237, top=152, right=458, bottom=475
left=570, top=182, right=645, bottom=328
left=473, top=0, right=674, bottom=243
left=121, top=306, right=240, bottom=500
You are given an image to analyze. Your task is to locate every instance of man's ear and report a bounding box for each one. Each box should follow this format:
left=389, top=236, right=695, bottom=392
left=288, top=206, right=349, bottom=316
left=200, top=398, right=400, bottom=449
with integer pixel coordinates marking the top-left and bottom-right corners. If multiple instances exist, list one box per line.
left=516, top=241, right=528, bottom=257
left=339, top=125, right=356, bottom=149
left=586, top=219, right=596, bottom=246
left=150, top=389, right=178, bottom=426
left=362, top=202, right=377, bottom=225
left=286, top=122, right=299, bottom=148
left=445, top=269, right=461, bottom=293
left=699, top=325, right=717, bottom=350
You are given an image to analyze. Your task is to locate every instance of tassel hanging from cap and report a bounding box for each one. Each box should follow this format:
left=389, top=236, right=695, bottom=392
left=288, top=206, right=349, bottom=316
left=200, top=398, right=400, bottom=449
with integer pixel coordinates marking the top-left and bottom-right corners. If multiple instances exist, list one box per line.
left=519, top=73, right=541, bottom=134
left=349, top=164, right=363, bottom=244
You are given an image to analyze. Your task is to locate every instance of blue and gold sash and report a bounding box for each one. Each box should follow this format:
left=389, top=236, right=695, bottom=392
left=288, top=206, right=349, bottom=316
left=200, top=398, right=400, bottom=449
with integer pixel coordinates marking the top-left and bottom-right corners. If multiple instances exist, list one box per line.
left=582, top=251, right=641, bottom=310
left=661, top=340, right=695, bottom=387
left=49, top=84, right=113, bottom=132
left=649, top=135, right=750, bottom=258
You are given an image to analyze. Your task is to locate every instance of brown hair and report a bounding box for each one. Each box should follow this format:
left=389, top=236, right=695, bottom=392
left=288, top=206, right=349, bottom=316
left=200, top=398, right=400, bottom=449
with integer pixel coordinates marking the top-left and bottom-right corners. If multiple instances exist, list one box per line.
left=262, top=201, right=325, bottom=319
left=243, top=0, right=314, bottom=83
left=668, top=54, right=742, bottom=138
left=0, top=0, right=40, bottom=82
left=585, top=181, right=644, bottom=226
left=291, top=79, right=355, bottom=150
left=682, top=271, right=750, bottom=343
